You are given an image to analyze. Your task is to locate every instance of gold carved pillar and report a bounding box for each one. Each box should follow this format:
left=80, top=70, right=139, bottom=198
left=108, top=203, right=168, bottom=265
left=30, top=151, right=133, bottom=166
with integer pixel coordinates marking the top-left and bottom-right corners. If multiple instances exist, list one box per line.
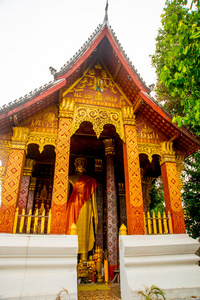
left=122, top=106, right=145, bottom=235
left=0, top=127, right=29, bottom=233
left=51, top=97, right=74, bottom=234
left=160, top=142, right=186, bottom=233
left=104, top=139, right=118, bottom=280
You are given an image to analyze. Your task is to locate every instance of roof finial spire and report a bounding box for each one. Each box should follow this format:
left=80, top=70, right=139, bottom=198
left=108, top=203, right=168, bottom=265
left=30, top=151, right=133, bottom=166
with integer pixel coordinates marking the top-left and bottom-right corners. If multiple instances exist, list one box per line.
left=103, top=0, right=109, bottom=25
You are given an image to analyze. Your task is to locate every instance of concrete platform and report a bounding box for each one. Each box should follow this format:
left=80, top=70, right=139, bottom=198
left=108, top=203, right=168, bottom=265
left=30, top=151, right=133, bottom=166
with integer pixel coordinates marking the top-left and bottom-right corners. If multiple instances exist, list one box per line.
left=0, top=234, right=78, bottom=300
left=119, top=234, right=200, bottom=300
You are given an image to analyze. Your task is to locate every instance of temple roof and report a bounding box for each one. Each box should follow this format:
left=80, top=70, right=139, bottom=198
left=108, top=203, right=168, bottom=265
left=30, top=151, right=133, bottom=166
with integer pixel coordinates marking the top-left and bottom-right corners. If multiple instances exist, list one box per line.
left=0, top=11, right=199, bottom=156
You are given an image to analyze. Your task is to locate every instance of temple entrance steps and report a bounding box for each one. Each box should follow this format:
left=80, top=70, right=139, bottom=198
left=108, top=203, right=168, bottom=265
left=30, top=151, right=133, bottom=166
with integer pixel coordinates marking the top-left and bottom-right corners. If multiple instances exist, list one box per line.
left=78, top=283, right=121, bottom=300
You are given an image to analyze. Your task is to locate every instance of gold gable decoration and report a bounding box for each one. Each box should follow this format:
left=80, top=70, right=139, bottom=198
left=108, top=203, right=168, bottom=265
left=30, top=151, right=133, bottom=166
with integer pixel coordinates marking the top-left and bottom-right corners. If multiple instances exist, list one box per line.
left=71, top=104, right=124, bottom=141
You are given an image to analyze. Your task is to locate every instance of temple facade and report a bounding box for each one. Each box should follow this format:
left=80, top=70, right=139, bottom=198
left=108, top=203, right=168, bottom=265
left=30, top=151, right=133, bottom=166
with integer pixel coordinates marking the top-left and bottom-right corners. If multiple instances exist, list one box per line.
left=0, top=10, right=200, bottom=286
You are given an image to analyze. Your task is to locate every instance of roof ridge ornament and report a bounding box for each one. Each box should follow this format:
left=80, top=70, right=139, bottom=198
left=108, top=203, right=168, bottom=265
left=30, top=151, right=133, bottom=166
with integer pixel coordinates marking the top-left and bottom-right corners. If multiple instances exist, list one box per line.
left=103, top=0, right=109, bottom=25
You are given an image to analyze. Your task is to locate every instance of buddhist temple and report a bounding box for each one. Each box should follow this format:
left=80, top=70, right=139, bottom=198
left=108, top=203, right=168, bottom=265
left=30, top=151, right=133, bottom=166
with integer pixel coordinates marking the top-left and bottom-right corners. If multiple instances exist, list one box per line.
left=0, top=2, right=200, bottom=300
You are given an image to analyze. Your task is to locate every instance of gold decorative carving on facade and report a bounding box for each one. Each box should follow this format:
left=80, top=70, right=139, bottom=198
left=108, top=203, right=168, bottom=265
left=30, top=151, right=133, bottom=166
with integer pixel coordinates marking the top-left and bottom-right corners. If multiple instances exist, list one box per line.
left=71, top=104, right=124, bottom=141
left=94, top=91, right=103, bottom=101
left=138, top=143, right=162, bottom=162
left=27, top=132, right=57, bottom=153
left=138, top=124, right=159, bottom=140
left=12, top=127, right=29, bottom=150
left=23, top=159, right=36, bottom=176
left=12, top=127, right=29, bottom=143
left=59, top=96, right=75, bottom=118
left=160, top=141, right=176, bottom=165
left=25, top=105, right=58, bottom=130
left=122, top=106, right=136, bottom=125
left=0, top=140, right=12, bottom=150
left=104, top=139, right=115, bottom=156
left=0, top=142, right=11, bottom=179
left=95, top=159, right=103, bottom=172
left=29, top=177, right=37, bottom=191
left=176, top=155, right=185, bottom=190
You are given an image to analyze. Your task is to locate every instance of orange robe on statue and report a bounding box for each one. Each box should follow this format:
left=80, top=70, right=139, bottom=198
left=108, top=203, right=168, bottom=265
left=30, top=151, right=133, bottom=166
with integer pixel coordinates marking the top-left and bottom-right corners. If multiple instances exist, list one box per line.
left=66, top=174, right=98, bottom=255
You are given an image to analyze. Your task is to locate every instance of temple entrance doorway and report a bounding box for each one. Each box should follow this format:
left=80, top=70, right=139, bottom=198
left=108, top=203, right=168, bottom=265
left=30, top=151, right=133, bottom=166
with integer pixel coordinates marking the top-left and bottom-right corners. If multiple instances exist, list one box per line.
left=25, top=144, right=55, bottom=230
left=69, top=121, right=125, bottom=282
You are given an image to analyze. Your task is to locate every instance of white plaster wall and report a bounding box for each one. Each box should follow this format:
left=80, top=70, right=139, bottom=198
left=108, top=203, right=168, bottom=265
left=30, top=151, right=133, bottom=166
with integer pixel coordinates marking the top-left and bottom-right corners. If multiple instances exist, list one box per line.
left=119, top=234, right=200, bottom=300
left=0, top=234, right=78, bottom=300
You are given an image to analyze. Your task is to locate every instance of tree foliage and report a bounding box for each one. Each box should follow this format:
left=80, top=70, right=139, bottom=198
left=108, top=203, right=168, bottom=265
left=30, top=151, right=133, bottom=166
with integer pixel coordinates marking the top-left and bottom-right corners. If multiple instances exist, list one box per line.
left=151, top=0, right=200, bottom=134
left=151, top=0, right=200, bottom=238
left=182, top=150, right=200, bottom=239
left=150, top=178, right=165, bottom=215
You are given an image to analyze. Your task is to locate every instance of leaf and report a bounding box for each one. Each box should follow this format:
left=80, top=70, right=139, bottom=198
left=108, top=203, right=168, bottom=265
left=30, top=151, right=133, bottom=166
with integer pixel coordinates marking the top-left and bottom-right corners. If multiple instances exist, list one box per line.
left=172, top=116, right=176, bottom=123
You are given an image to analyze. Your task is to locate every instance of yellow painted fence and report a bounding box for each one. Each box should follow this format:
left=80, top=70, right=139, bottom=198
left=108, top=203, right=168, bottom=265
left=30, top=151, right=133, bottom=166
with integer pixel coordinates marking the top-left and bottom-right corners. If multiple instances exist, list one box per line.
left=13, top=207, right=51, bottom=234
left=144, top=211, right=173, bottom=235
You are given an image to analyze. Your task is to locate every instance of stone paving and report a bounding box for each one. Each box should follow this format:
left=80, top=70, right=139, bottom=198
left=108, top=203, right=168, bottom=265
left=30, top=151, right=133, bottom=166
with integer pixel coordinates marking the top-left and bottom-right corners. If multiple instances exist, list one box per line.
left=78, top=283, right=121, bottom=300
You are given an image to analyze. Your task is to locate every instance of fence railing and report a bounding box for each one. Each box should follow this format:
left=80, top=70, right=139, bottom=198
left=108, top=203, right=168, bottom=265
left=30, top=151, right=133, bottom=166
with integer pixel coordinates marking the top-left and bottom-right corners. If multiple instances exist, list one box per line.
left=144, top=211, right=173, bottom=235
left=13, top=207, right=51, bottom=234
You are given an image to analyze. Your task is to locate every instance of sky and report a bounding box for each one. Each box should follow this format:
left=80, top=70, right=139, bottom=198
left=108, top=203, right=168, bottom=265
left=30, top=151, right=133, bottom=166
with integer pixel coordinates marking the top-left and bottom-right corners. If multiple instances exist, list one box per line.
left=0, top=0, right=167, bottom=107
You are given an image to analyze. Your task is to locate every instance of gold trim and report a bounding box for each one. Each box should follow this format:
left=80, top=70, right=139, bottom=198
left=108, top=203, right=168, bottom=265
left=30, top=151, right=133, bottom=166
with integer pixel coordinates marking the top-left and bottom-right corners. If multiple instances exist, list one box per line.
left=23, top=159, right=36, bottom=176
left=122, top=106, right=136, bottom=125
left=138, top=143, right=161, bottom=162
left=27, top=132, right=57, bottom=153
left=71, top=104, right=124, bottom=141
left=104, top=139, right=115, bottom=156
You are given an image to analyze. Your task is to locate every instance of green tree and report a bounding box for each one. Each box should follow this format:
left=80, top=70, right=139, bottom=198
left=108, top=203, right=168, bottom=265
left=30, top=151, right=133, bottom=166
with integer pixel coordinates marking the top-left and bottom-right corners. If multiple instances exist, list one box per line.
left=151, top=0, right=200, bottom=238
left=182, top=150, right=200, bottom=239
left=151, top=0, right=200, bottom=133
left=150, top=178, right=165, bottom=215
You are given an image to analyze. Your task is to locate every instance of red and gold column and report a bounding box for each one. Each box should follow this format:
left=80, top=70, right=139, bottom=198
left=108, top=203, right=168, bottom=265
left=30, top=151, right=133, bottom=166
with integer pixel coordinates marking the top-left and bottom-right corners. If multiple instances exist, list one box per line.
left=51, top=97, right=74, bottom=234
left=0, top=127, right=29, bottom=233
left=122, top=107, right=145, bottom=235
left=104, top=139, right=118, bottom=280
left=160, top=142, right=185, bottom=233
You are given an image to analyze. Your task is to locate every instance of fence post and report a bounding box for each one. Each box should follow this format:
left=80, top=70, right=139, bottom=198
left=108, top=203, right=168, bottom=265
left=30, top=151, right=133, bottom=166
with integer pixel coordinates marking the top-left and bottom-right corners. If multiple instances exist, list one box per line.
left=163, top=212, right=168, bottom=234
left=33, top=208, right=38, bottom=234
left=19, top=208, right=25, bottom=233
left=153, top=211, right=157, bottom=234
left=13, top=207, right=19, bottom=234
left=158, top=211, right=162, bottom=234
left=168, top=212, right=173, bottom=234
left=147, top=211, right=152, bottom=234
left=47, top=209, right=52, bottom=234
left=40, top=209, right=45, bottom=234
left=27, top=209, right=32, bottom=234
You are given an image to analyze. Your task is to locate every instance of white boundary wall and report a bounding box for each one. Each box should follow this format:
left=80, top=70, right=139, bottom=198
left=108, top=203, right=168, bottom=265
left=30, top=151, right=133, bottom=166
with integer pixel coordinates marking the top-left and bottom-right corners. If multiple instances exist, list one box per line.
left=0, top=234, right=78, bottom=300
left=119, top=234, right=200, bottom=300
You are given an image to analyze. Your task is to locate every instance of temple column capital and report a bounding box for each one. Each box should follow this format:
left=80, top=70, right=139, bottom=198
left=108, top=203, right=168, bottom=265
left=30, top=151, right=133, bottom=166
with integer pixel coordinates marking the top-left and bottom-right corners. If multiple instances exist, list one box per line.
left=23, top=159, right=36, bottom=176
left=160, top=141, right=176, bottom=165
left=12, top=127, right=30, bottom=151
left=122, top=106, right=136, bottom=126
left=104, top=139, right=115, bottom=156
left=59, top=96, right=75, bottom=119
left=29, top=177, right=37, bottom=191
